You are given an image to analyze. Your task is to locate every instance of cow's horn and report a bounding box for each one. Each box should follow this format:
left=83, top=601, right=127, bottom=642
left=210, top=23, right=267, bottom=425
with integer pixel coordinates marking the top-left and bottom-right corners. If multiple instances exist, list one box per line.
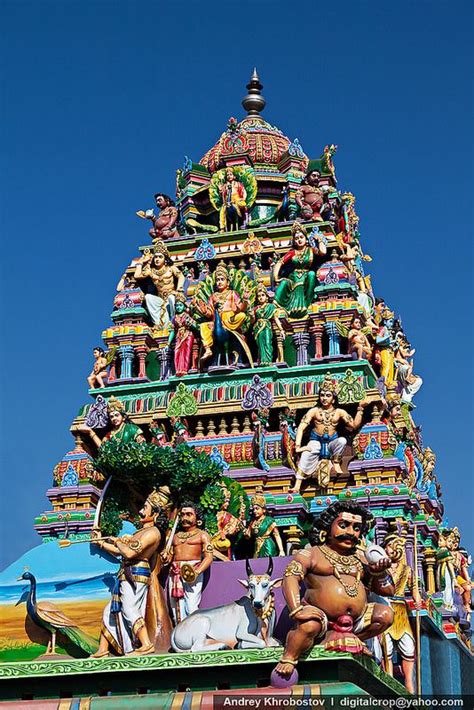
left=267, top=556, right=273, bottom=577
left=246, top=559, right=253, bottom=577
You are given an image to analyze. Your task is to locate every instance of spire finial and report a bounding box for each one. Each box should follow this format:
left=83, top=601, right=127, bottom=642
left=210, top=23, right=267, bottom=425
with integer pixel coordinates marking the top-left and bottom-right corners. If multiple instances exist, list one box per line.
left=242, top=68, right=266, bottom=116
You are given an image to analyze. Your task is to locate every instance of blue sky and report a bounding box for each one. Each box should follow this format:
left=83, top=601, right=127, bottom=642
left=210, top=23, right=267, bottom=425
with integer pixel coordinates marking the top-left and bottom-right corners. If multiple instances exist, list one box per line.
left=1, top=0, right=472, bottom=569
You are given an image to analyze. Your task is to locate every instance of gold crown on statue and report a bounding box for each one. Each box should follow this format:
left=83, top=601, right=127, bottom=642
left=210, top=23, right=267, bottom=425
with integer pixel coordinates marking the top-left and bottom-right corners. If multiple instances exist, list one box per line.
left=251, top=493, right=267, bottom=509
left=175, top=292, right=187, bottom=304
left=291, top=221, right=308, bottom=238
left=215, top=263, right=230, bottom=281
left=107, top=396, right=125, bottom=414
left=146, top=486, right=171, bottom=511
left=318, top=373, right=339, bottom=396
left=381, top=307, right=395, bottom=320
left=153, top=240, right=171, bottom=259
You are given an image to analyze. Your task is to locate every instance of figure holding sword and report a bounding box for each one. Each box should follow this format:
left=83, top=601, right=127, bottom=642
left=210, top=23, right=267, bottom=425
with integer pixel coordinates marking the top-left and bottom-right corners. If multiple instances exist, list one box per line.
left=88, top=490, right=168, bottom=657
left=161, top=500, right=213, bottom=624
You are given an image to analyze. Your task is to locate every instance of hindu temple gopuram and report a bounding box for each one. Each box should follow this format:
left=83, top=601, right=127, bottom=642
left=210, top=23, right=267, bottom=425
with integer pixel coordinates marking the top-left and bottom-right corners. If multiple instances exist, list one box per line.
left=1, top=71, right=472, bottom=706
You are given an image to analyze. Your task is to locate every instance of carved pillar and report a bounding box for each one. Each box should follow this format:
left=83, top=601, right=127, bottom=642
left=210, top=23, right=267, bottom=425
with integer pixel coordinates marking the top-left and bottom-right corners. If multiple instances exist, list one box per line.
left=325, top=321, right=340, bottom=356
left=273, top=326, right=285, bottom=363
left=424, top=548, right=437, bottom=595
left=135, top=346, right=148, bottom=379
left=118, top=345, right=135, bottom=379
left=156, top=347, right=170, bottom=381
left=291, top=332, right=310, bottom=366
left=311, top=322, right=324, bottom=360
left=108, top=355, right=117, bottom=383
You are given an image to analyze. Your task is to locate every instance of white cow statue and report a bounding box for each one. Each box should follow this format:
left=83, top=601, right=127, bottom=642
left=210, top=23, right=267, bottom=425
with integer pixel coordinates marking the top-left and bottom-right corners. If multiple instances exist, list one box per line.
left=171, top=558, right=282, bottom=652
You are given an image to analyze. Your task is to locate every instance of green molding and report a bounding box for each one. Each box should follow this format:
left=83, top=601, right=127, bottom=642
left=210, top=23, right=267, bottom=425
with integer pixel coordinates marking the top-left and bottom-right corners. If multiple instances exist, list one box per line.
left=0, top=646, right=406, bottom=696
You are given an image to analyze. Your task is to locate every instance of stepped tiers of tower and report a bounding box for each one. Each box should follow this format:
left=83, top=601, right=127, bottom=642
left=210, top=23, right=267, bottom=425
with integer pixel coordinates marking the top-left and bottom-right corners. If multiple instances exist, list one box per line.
left=1, top=73, right=471, bottom=702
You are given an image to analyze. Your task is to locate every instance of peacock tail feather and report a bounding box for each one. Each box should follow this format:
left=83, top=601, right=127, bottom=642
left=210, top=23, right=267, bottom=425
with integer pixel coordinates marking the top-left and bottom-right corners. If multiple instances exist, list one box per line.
left=61, top=625, right=99, bottom=655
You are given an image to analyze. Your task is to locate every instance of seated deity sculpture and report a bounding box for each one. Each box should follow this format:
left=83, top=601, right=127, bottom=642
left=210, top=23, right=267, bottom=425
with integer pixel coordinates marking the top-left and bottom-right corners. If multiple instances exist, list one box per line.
left=134, top=242, right=184, bottom=329
left=295, top=169, right=325, bottom=222
left=192, top=263, right=255, bottom=367
left=137, top=193, right=179, bottom=241
left=274, top=221, right=326, bottom=319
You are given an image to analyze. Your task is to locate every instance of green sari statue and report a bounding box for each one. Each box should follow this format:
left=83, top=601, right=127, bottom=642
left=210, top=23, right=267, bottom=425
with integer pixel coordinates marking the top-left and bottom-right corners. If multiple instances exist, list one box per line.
left=244, top=494, right=284, bottom=558
left=253, top=286, right=285, bottom=366
left=273, top=221, right=326, bottom=318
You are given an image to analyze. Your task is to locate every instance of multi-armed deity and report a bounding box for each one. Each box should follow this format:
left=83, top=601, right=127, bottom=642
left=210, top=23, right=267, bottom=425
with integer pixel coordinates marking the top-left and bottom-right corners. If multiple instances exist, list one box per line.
left=7, top=73, right=470, bottom=704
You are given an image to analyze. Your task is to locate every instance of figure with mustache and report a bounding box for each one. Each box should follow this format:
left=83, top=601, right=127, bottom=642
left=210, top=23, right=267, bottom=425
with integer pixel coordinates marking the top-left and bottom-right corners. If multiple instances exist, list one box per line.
left=274, top=501, right=394, bottom=680
left=90, top=490, right=168, bottom=657
left=162, top=501, right=213, bottom=624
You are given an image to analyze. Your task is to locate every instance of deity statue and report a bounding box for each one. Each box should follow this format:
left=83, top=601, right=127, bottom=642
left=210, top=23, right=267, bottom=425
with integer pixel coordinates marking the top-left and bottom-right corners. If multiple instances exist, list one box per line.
left=436, top=528, right=472, bottom=619
left=243, top=493, right=285, bottom=558
left=394, top=337, right=423, bottom=403
left=274, top=501, right=394, bottom=681
left=192, top=263, right=254, bottom=366
left=374, top=533, right=422, bottom=694
left=168, top=294, right=198, bottom=377
left=252, top=284, right=285, bottom=365
left=374, top=308, right=396, bottom=385
left=161, top=501, right=213, bottom=624
left=211, top=485, right=246, bottom=560
left=81, top=397, right=145, bottom=447
left=347, top=315, right=373, bottom=360
left=90, top=490, right=169, bottom=656
left=274, top=221, right=327, bottom=319
left=295, top=169, right=324, bottom=222
left=170, top=415, right=190, bottom=445
left=87, top=347, right=108, bottom=389
left=134, top=242, right=184, bottom=329
left=218, top=167, right=248, bottom=231
left=149, top=417, right=168, bottom=447
left=137, top=193, right=179, bottom=241
left=279, top=404, right=298, bottom=473
left=289, top=375, right=368, bottom=494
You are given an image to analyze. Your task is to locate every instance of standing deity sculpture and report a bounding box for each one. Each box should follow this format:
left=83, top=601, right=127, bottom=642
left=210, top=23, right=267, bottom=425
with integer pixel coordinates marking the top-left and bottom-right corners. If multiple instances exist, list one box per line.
left=81, top=397, right=145, bottom=448
left=436, top=528, right=472, bottom=619
left=394, top=337, right=423, bottom=403
left=373, top=534, right=422, bottom=694
left=374, top=308, right=396, bottom=386
left=273, top=501, right=394, bottom=683
left=252, top=284, right=285, bottom=365
left=274, top=222, right=327, bottom=319
left=192, top=263, right=254, bottom=366
left=90, top=490, right=169, bottom=657
left=279, top=404, right=298, bottom=473
left=161, top=501, right=213, bottom=624
left=218, top=167, right=248, bottom=231
left=289, top=375, right=368, bottom=493
left=295, top=170, right=325, bottom=222
left=243, top=493, right=285, bottom=558
left=168, top=294, right=198, bottom=377
left=136, top=193, right=179, bottom=241
left=211, top=485, right=246, bottom=560
left=134, top=242, right=184, bottom=329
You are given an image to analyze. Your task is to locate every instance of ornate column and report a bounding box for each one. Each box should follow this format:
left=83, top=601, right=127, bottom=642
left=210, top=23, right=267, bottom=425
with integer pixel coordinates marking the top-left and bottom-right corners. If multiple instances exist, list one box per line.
left=156, top=346, right=170, bottom=381
left=424, top=548, right=437, bottom=595
left=135, top=346, right=148, bottom=380
left=291, top=332, right=310, bottom=366
left=324, top=320, right=340, bottom=356
left=118, top=345, right=135, bottom=380
left=311, top=322, right=324, bottom=360
left=108, top=355, right=117, bottom=383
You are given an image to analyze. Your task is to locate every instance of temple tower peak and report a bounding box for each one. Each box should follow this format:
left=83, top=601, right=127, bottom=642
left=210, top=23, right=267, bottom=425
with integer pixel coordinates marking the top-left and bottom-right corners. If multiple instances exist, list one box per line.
left=242, top=67, right=266, bottom=116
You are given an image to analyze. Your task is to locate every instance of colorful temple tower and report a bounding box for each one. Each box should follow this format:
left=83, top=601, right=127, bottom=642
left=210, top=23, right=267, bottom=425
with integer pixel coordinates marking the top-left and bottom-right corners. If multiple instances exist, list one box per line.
left=0, top=71, right=471, bottom=706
